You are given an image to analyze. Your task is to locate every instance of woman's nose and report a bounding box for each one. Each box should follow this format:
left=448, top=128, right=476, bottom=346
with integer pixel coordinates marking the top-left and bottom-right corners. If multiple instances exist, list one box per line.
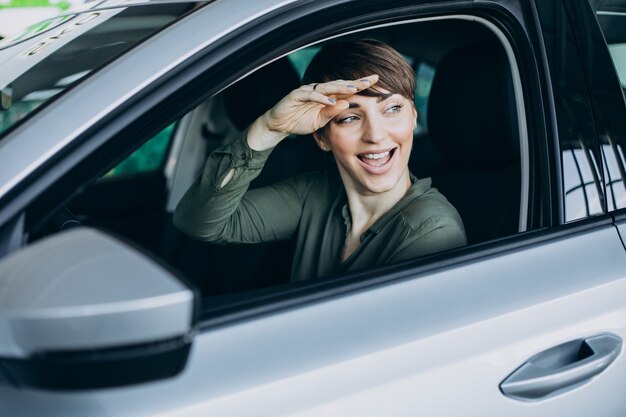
left=362, top=115, right=385, bottom=143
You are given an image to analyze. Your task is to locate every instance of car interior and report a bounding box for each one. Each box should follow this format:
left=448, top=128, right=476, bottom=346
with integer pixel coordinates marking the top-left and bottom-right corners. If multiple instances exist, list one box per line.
left=31, top=17, right=527, bottom=298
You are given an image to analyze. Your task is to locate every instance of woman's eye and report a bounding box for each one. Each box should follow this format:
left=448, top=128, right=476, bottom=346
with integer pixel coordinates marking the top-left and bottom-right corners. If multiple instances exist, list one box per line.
left=385, top=104, right=403, bottom=114
left=337, top=115, right=359, bottom=124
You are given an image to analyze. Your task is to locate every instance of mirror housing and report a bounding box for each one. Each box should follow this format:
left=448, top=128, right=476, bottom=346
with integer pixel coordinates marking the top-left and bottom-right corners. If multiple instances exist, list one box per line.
left=0, top=228, right=196, bottom=390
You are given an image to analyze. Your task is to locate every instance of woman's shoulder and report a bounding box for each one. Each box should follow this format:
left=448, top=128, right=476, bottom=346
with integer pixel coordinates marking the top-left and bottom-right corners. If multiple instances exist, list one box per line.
left=400, top=180, right=464, bottom=233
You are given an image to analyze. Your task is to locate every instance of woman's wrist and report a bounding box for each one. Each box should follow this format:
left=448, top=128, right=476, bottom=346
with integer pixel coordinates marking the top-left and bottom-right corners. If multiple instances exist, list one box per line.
left=247, top=114, right=288, bottom=151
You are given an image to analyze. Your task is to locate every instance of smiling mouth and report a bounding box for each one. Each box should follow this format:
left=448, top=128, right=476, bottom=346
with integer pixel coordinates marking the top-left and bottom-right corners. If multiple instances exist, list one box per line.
left=356, top=148, right=396, bottom=167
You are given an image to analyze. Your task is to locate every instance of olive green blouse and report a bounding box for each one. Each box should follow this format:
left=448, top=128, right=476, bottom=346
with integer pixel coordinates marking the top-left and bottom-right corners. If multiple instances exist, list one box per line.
left=174, top=133, right=467, bottom=282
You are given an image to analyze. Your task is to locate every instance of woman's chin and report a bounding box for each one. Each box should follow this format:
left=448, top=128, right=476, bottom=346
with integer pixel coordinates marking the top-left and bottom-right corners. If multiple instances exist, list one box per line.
left=356, top=173, right=405, bottom=195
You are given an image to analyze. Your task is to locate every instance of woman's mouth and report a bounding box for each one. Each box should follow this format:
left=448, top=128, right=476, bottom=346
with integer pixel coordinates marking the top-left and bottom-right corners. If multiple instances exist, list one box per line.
left=356, top=148, right=397, bottom=174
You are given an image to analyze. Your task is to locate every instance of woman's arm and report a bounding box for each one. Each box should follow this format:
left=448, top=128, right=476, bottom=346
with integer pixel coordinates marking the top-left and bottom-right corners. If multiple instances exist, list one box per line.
left=174, top=76, right=377, bottom=243
left=390, top=223, right=467, bottom=262
left=388, top=196, right=467, bottom=263
left=173, top=131, right=310, bottom=243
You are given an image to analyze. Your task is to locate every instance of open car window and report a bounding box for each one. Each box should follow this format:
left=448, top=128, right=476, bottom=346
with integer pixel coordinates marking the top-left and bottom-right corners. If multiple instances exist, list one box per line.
left=34, top=16, right=533, bottom=302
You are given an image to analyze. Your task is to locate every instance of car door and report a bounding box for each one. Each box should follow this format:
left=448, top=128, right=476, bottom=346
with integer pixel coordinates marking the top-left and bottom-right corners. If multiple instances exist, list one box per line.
left=1, top=0, right=626, bottom=416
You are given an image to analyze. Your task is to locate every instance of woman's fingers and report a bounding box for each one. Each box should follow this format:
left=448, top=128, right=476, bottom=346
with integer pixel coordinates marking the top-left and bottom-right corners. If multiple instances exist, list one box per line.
left=357, top=74, right=379, bottom=87
left=339, top=75, right=378, bottom=92
left=312, top=82, right=358, bottom=96
left=292, top=74, right=381, bottom=106
left=292, top=89, right=338, bottom=106
left=262, top=75, right=380, bottom=136
left=320, top=99, right=350, bottom=121
left=311, top=75, right=379, bottom=96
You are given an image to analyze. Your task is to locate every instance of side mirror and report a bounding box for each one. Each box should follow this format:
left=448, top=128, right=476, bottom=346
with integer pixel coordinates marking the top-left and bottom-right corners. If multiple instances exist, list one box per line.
left=0, top=228, right=196, bottom=390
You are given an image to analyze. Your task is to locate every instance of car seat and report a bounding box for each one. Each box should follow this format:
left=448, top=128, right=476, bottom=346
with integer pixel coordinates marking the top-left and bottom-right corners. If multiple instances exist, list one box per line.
left=222, top=58, right=327, bottom=187
left=424, top=43, right=521, bottom=244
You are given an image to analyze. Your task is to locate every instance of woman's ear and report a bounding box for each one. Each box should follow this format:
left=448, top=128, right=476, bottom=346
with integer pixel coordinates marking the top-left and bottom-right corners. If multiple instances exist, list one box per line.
left=412, top=106, right=419, bottom=129
left=313, top=131, right=331, bottom=152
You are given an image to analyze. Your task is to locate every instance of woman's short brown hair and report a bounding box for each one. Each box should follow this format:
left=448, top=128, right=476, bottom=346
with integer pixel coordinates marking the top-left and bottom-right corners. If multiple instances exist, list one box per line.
left=302, top=39, right=416, bottom=101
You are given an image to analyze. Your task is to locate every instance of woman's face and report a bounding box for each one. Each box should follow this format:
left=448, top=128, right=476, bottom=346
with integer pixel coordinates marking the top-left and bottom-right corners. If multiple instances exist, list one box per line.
left=317, top=90, right=417, bottom=196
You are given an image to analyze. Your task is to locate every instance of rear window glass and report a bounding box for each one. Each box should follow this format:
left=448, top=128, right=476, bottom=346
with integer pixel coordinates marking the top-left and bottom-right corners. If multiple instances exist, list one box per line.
left=0, top=3, right=199, bottom=138
left=591, top=0, right=626, bottom=91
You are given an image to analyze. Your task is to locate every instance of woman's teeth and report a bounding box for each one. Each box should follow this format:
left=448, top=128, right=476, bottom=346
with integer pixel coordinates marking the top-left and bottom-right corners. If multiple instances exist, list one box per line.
left=358, top=149, right=394, bottom=167
left=362, top=151, right=390, bottom=160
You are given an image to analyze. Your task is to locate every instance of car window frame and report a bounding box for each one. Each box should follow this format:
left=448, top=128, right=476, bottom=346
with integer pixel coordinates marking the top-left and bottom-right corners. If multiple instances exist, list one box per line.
left=533, top=0, right=608, bottom=223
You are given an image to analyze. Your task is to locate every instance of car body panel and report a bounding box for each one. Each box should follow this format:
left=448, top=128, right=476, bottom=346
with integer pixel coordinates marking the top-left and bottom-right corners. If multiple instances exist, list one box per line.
left=1, top=224, right=625, bottom=416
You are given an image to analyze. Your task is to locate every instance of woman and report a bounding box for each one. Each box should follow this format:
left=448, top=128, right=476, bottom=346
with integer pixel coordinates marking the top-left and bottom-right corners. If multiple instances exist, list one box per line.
left=174, top=39, right=466, bottom=282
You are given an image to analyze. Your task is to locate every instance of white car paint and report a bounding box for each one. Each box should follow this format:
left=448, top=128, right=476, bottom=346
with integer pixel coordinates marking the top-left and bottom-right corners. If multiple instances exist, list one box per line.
left=0, top=0, right=625, bottom=415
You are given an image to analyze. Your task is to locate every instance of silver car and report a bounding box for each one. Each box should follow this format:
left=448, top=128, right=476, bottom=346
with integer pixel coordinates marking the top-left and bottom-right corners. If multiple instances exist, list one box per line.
left=1, top=0, right=626, bottom=415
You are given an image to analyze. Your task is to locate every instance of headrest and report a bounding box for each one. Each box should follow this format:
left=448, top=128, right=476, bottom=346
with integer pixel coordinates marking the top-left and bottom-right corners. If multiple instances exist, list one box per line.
left=223, top=58, right=302, bottom=131
left=427, top=43, right=519, bottom=166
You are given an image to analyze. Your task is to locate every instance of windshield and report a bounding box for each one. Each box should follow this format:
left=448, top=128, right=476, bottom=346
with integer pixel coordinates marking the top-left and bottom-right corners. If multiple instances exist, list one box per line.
left=0, top=2, right=200, bottom=138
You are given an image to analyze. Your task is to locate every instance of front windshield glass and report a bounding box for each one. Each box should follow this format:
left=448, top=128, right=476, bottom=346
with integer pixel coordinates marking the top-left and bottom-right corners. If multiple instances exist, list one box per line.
left=0, top=2, right=199, bottom=137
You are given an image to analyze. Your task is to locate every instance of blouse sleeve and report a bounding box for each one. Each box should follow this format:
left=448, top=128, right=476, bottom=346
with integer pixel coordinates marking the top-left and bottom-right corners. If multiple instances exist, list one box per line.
left=173, top=131, right=309, bottom=244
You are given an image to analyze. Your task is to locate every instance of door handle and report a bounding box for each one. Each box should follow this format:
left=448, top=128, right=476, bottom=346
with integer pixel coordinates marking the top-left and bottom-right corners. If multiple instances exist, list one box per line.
left=500, top=334, right=622, bottom=401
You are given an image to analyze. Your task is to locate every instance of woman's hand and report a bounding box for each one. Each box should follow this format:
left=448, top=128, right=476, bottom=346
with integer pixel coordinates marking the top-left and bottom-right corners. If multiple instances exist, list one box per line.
left=248, top=75, right=378, bottom=151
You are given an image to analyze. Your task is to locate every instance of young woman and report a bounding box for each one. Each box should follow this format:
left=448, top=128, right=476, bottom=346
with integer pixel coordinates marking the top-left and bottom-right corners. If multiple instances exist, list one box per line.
left=174, top=39, right=466, bottom=282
